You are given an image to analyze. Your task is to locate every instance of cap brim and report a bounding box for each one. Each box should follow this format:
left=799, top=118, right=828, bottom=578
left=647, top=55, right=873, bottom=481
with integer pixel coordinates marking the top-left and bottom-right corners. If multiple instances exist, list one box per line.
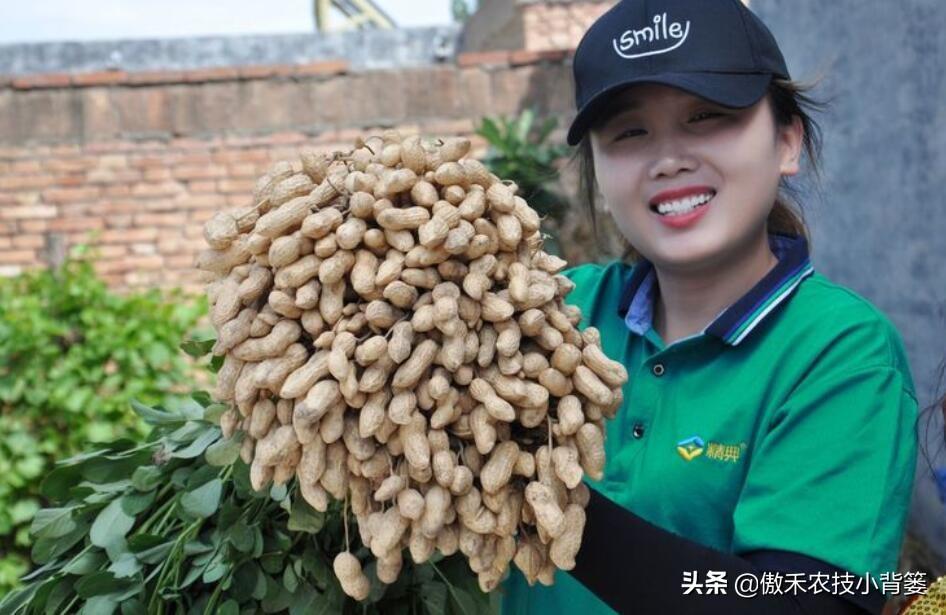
left=566, top=72, right=774, bottom=146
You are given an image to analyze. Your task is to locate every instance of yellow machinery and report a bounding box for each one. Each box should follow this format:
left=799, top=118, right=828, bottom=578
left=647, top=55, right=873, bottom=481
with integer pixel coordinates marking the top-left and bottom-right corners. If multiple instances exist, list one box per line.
left=313, top=0, right=396, bottom=31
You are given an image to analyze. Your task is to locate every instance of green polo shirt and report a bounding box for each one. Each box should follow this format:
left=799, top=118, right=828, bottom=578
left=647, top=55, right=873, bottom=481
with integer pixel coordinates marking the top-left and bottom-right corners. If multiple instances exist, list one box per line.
left=501, top=233, right=918, bottom=614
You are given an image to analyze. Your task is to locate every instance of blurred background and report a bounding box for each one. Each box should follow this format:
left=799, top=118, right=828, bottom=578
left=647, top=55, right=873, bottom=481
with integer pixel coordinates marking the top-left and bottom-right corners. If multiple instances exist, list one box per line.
left=0, top=0, right=943, bottom=607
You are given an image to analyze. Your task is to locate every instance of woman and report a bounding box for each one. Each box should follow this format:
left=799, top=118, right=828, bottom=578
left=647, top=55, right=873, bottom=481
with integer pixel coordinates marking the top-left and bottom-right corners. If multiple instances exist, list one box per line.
left=501, top=0, right=919, bottom=613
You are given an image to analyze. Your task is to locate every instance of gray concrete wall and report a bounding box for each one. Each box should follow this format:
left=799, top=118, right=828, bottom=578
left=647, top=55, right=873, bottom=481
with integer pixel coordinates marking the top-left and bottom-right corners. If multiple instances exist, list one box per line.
left=0, top=26, right=462, bottom=75
left=751, top=0, right=946, bottom=564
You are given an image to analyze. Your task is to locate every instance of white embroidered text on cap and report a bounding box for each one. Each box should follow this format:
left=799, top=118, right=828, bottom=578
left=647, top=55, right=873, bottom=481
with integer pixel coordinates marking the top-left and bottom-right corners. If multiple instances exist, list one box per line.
left=612, top=12, right=691, bottom=59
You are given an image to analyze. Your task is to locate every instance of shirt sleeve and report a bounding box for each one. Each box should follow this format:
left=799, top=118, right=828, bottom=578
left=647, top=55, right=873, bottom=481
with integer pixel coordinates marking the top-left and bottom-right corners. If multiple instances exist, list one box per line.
left=730, top=311, right=919, bottom=591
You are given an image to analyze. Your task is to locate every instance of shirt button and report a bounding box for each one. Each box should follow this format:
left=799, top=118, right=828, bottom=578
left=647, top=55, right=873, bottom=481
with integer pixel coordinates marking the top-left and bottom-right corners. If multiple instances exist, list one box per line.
left=632, top=423, right=645, bottom=439
left=652, top=363, right=666, bottom=377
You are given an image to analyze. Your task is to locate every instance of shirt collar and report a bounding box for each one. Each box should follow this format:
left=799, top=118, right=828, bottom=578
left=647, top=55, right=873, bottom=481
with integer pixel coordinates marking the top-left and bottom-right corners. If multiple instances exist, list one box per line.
left=617, top=233, right=815, bottom=346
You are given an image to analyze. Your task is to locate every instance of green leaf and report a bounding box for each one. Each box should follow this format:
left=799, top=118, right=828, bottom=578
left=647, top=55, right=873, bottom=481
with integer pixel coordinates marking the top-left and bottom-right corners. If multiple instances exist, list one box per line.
left=282, top=565, right=299, bottom=593
left=421, top=581, right=448, bottom=615
left=120, top=491, right=155, bottom=516
left=32, top=520, right=89, bottom=564
left=228, top=520, right=255, bottom=553
left=180, top=338, right=215, bottom=358
left=218, top=600, right=240, bottom=615
left=63, top=550, right=107, bottom=575
left=120, top=599, right=147, bottom=615
left=287, top=498, right=325, bottom=534
left=30, top=507, right=78, bottom=539
left=74, top=571, right=127, bottom=598
left=40, top=465, right=85, bottom=500
left=80, top=594, right=119, bottom=615
left=204, top=435, right=242, bottom=467
left=261, top=574, right=293, bottom=613
left=130, top=400, right=184, bottom=426
left=107, top=552, right=141, bottom=579
left=171, top=426, right=220, bottom=459
left=90, top=499, right=135, bottom=548
left=288, top=585, right=320, bottom=615
left=130, top=466, right=163, bottom=492
left=270, top=483, right=288, bottom=502
left=180, top=478, right=222, bottom=519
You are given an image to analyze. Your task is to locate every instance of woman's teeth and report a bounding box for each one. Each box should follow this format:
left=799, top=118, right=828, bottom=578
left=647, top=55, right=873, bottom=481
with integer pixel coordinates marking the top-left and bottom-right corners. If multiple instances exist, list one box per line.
left=654, top=192, right=715, bottom=216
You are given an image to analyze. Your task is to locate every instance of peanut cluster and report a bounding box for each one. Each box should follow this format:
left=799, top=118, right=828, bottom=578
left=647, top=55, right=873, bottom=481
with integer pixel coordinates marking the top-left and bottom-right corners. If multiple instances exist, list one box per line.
left=198, top=131, right=628, bottom=596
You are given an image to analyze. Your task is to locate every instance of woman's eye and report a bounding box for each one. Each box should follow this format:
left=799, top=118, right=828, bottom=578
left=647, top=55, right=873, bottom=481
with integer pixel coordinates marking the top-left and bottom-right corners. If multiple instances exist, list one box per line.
left=613, top=128, right=644, bottom=141
left=691, top=112, right=723, bottom=122
left=611, top=113, right=727, bottom=141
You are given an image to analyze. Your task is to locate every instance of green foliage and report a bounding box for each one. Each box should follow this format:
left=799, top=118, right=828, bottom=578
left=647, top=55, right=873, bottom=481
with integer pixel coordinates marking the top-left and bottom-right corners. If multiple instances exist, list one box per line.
left=476, top=107, right=571, bottom=224
left=451, top=0, right=477, bottom=23
left=0, top=396, right=493, bottom=614
left=0, top=249, right=207, bottom=596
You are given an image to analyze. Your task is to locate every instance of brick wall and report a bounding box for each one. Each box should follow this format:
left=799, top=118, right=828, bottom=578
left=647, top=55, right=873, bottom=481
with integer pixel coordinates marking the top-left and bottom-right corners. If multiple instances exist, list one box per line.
left=0, top=52, right=621, bottom=292
left=520, top=1, right=613, bottom=52
left=461, top=0, right=613, bottom=53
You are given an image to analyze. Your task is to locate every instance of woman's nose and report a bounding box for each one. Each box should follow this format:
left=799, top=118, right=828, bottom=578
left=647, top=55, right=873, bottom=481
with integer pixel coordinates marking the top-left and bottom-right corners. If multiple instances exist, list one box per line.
left=648, top=139, right=698, bottom=180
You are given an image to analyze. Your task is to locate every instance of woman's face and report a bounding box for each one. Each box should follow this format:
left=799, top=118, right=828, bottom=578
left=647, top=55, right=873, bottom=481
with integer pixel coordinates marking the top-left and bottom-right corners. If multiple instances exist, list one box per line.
left=589, top=83, right=803, bottom=273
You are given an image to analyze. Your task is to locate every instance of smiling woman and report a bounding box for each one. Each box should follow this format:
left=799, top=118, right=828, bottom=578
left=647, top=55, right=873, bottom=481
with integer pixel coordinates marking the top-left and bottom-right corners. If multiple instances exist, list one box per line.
left=500, top=1, right=919, bottom=614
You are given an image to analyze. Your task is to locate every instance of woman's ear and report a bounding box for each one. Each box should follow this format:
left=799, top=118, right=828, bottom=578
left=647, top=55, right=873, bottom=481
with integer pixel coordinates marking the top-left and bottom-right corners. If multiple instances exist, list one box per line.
left=778, top=115, right=804, bottom=177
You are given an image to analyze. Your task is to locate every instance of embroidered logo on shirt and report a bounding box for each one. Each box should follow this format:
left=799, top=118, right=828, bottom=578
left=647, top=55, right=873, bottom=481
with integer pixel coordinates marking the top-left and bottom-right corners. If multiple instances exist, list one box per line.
left=676, top=436, right=705, bottom=461
left=677, top=436, right=747, bottom=463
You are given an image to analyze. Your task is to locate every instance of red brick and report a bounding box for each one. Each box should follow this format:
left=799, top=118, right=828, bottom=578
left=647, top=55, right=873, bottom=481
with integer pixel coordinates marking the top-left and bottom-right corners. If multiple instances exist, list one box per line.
left=0, top=175, right=54, bottom=190
left=184, top=67, right=240, bottom=83
left=509, top=49, right=569, bottom=67
left=457, top=51, right=511, bottom=68
left=188, top=209, right=216, bottom=223
left=165, top=254, right=197, bottom=269
left=103, top=185, right=133, bottom=197
left=95, top=245, right=129, bottom=258
left=53, top=174, right=86, bottom=187
left=0, top=221, right=14, bottom=234
left=86, top=169, right=142, bottom=184
left=143, top=168, right=173, bottom=182
left=0, top=249, right=38, bottom=263
left=10, top=160, right=43, bottom=174
left=1, top=204, right=58, bottom=219
left=11, top=73, right=72, bottom=90
left=175, top=194, right=226, bottom=210
left=133, top=212, right=187, bottom=227
left=238, top=65, right=294, bottom=80
left=0, top=237, right=11, bottom=249
left=187, top=180, right=218, bottom=193
left=226, top=163, right=259, bottom=178
left=100, top=228, right=159, bottom=244
left=72, top=70, right=129, bottom=87
left=99, top=154, right=129, bottom=169
left=217, top=179, right=254, bottom=194
left=100, top=200, right=141, bottom=214
left=105, top=215, right=133, bottom=228
left=141, top=199, right=180, bottom=212
left=19, top=220, right=49, bottom=233
left=130, top=243, right=157, bottom=256
left=173, top=165, right=227, bottom=180
left=12, top=235, right=45, bottom=249
left=42, top=186, right=101, bottom=204
left=131, top=182, right=183, bottom=198
left=212, top=149, right=270, bottom=164
left=45, top=158, right=95, bottom=173
left=293, top=60, right=349, bottom=77
left=126, top=70, right=186, bottom=86
left=127, top=255, right=169, bottom=272
left=48, top=217, right=106, bottom=232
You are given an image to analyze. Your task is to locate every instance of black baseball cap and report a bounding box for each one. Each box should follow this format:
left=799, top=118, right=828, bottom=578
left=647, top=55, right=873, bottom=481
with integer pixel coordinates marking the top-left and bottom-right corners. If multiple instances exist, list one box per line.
left=567, top=0, right=791, bottom=146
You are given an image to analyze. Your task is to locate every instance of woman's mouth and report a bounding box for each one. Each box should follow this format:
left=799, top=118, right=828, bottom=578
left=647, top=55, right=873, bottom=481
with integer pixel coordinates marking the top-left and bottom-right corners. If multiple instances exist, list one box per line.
left=650, top=190, right=716, bottom=216
left=649, top=191, right=716, bottom=229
